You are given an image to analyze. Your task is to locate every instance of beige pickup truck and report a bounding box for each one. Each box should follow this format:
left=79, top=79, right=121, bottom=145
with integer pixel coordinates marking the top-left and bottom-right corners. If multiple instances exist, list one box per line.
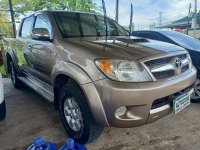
left=4, top=10, right=196, bottom=144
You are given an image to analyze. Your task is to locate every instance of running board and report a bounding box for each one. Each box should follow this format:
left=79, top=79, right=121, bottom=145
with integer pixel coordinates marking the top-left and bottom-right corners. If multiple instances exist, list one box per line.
left=18, top=75, right=54, bottom=102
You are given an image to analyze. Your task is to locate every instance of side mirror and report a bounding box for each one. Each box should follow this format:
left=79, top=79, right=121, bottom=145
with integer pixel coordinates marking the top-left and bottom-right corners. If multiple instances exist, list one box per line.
left=31, top=28, right=51, bottom=41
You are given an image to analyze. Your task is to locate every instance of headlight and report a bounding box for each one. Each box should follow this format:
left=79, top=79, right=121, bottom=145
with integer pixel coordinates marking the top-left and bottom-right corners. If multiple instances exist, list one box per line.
left=95, top=59, right=152, bottom=82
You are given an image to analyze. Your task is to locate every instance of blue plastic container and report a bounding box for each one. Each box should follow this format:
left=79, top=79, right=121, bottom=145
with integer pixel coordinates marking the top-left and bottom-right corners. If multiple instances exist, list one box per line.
left=59, top=138, right=86, bottom=150
left=27, top=137, right=57, bottom=150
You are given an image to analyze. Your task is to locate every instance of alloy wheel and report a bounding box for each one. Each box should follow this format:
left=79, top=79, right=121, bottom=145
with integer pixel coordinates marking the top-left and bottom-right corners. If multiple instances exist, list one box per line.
left=64, top=97, right=83, bottom=132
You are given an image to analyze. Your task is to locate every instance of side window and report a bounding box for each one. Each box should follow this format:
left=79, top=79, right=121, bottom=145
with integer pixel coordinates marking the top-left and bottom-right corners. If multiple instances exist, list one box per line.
left=21, top=16, right=34, bottom=38
left=34, top=14, right=52, bottom=35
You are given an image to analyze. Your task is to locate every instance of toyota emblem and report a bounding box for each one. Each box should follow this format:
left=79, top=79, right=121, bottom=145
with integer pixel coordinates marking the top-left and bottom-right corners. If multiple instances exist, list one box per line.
left=175, top=58, right=183, bottom=69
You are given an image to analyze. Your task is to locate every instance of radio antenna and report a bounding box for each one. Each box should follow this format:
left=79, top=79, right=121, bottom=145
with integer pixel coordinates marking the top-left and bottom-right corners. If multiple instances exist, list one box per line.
left=102, top=0, right=108, bottom=42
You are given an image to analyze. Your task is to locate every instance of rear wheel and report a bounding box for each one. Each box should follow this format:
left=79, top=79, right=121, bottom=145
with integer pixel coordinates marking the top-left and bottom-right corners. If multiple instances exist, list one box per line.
left=58, top=81, right=103, bottom=144
left=0, top=100, right=6, bottom=121
left=191, top=79, right=200, bottom=103
left=9, top=62, right=25, bottom=89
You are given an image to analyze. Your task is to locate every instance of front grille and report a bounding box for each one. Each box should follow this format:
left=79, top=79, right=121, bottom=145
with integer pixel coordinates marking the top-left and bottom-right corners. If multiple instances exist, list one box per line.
left=153, top=70, right=174, bottom=79
left=181, top=64, right=189, bottom=73
left=145, top=54, right=186, bottom=68
left=145, top=57, right=171, bottom=67
left=145, top=54, right=190, bottom=80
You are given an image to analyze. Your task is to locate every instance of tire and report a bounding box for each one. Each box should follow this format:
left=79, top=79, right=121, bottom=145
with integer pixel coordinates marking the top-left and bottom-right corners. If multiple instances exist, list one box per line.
left=191, top=79, right=200, bottom=103
left=9, top=61, right=25, bottom=89
left=58, top=81, right=103, bottom=144
left=0, top=100, right=6, bottom=121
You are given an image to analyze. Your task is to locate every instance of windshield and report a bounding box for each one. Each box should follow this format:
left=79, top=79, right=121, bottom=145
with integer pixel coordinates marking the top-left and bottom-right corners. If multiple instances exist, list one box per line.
left=53, top=12, right=127, bottom=38
left=163, top=31, right=200, bottom=50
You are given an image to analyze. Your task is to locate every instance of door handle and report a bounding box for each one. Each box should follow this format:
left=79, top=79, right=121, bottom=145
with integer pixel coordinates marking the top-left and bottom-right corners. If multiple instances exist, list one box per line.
left=47, top=51, right=55, bottom=57
left=28, top=45, right=32, bottom=49
left=28, top=45, right=33, bottom=51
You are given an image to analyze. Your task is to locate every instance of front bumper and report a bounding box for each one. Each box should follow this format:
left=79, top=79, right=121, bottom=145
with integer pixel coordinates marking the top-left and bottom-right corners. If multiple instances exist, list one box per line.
left=83, top=67, right=196, bottom=128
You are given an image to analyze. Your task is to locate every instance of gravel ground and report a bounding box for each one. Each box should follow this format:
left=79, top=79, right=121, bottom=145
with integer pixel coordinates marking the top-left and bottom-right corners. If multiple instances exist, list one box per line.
left=0, top=79, right=200, bottom=150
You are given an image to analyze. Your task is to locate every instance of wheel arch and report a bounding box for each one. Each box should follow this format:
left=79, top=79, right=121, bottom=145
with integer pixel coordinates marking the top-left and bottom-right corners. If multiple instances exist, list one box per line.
left=52, top=61, right=109, bottom=127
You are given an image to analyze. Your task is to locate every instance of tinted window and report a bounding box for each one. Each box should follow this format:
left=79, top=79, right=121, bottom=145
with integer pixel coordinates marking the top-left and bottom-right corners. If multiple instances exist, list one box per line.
left=53, top=12, right=127, bottom=38
left=162, top=31, right=200, bottom=50
left=34, top=14, right=52, bottom=35
left=21, top=16, right=34, bottom=38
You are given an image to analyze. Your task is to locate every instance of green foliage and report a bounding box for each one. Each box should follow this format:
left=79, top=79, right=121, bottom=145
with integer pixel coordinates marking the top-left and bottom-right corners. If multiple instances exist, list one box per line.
left=0, top=0, right=101, bottom=17
left=0, top=0, right=101, bottom=37
left=0, top=12, right=13, bottom=37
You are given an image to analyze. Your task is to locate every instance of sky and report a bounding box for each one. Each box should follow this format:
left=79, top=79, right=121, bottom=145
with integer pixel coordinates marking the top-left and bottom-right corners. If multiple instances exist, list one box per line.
left=94, top=0, right=200, bottom=29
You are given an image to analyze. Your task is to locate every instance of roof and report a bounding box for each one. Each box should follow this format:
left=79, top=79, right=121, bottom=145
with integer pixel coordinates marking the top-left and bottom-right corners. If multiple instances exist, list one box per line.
left=36, top=10, right=99, bottom=16
left=157, top=12, right=200, bottom=28
left=133, top=30, right=175, bottom=35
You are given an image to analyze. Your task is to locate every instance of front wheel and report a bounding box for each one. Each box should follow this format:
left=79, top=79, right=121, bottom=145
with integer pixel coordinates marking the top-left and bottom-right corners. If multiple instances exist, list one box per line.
left=58, top=81, right=103, bottom=144
left=191, top=79, right=200, bottom=103
left=0, top=100, right=6, bottom=121
left=9, top=62, right=25, bottom=89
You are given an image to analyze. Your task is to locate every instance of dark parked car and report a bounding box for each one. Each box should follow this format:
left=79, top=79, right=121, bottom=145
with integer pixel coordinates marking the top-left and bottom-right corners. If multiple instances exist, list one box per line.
left=132, top=30, right=200, bottom=102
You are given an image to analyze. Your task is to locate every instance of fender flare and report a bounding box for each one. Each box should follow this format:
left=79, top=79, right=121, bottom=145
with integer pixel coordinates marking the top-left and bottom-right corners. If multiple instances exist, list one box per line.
left=52, top=61, right=109, bottom=127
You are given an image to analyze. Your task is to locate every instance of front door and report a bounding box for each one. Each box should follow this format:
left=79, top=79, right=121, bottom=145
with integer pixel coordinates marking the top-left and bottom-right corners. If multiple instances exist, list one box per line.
left=28, top=14, right=56, bottom=85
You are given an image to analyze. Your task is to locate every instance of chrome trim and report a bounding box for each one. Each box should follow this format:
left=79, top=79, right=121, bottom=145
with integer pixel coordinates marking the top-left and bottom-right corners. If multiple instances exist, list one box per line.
left=140, top=52, right=191, bottom=81
left=150, top=104, right=171, bottom=114
left=182, top=59, right=189, bottom=66
left=151, top=64, right=174, bottom=73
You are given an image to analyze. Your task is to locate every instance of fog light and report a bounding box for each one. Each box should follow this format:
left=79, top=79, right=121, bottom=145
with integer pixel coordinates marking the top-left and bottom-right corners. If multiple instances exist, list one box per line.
left=115, top=106, right=127, bottom=117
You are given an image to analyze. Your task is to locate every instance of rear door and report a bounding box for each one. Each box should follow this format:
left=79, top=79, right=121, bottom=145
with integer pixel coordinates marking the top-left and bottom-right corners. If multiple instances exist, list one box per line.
left=28, top=13, right=56, bottom=85
left=16, top=16, right=34, bottom=74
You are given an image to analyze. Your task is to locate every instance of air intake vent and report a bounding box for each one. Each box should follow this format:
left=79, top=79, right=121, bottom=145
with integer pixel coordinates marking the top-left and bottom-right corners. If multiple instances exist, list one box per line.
left=117, top=38, right=148, bottom=43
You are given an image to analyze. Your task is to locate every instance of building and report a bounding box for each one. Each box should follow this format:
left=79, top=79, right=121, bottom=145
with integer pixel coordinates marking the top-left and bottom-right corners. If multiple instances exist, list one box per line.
left=156, top=12, right=200, bottom=38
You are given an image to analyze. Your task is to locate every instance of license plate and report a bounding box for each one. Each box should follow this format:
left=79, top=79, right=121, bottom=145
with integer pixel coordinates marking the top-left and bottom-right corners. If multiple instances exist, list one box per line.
left=173, top=93, right=190, bottom=114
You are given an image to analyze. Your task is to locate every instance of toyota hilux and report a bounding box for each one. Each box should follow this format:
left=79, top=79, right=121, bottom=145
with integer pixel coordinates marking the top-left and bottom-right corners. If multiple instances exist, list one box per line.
left=3, top=11, right=196, bottom=143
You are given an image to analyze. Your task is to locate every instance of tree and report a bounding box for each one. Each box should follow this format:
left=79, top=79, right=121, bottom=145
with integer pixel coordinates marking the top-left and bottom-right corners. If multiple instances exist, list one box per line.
left=0, top=0, right=101, bottom=17
left=0, top=11, right=13, bottom=37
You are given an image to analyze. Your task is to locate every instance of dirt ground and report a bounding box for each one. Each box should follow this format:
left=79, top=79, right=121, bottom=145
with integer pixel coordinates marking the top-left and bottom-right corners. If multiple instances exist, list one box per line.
left=0, top=78, right=200, bottom=150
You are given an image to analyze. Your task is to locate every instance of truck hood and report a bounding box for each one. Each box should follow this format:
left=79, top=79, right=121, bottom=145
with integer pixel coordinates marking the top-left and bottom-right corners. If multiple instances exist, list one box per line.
left=57, top=36, right=186, bottom=60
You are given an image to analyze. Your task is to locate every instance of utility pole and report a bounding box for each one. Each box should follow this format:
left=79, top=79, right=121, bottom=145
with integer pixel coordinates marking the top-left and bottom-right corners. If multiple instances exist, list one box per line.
left=8, top=0, right=16, bottom=38
left=159, top=12, right=162, bottom=25
left=115, top=0, right=119, bottom=23
left=129, top=3, right=133, bottom=36
left=193, top=0, right=197, bottom=38
left=153, top=22, right=156, bottom=29
left=187, top=3, right=192, bottom=35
